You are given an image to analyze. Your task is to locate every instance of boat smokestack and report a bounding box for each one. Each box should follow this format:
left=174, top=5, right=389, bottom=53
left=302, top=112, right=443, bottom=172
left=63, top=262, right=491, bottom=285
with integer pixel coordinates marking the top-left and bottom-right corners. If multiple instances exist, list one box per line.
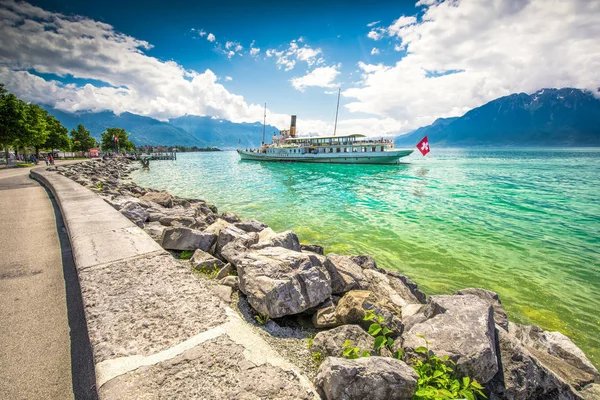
left=290, top=115, right=297, bottom=138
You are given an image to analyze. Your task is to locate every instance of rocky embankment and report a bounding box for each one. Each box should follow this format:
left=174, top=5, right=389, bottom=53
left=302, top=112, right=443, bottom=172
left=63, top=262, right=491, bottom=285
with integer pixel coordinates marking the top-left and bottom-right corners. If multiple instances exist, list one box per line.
left=51, top=159, right=599, bottom=400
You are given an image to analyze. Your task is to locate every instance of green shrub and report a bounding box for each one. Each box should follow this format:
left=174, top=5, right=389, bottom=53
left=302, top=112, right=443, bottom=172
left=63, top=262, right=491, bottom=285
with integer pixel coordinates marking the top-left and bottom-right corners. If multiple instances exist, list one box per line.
left=364, top=309, right=402, bottom=358
left=179, top=250, right=194, bottom=260
left=342, top=339, right=371, bottom=359
left=312, top=351, right=324, bottom=366
left=412, top=335, right=486, bottom=400
left=254, top=313, right=269, bottom=325
left=194, top=263, right=219, bottom=278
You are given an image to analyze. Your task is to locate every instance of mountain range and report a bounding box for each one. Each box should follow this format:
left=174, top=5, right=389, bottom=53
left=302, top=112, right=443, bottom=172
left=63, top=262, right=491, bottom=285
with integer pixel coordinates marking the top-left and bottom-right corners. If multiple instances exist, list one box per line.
left=44, top=87, right=600, bottom=149
left=45, top=108, right=280, bottom=149
left=395, top=88, right=600, bottom=147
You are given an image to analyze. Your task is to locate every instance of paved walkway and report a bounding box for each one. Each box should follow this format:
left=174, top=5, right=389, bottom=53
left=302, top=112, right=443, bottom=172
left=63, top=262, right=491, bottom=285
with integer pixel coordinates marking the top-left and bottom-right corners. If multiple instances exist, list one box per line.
left=0, top=164, right=95, bottom=399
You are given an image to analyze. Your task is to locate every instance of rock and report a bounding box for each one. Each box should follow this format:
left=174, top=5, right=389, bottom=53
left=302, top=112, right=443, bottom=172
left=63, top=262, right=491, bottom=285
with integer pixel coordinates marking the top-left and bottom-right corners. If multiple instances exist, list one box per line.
left=251, top=228, right=301, bottom=252
left=403, top=295, right=498, bottom=384
left=315, top=357, right=417, bottom=400
left=120, top=202, right=148, bottom=227
left=401, top=304, right=428, bottom=332
left=143, top=222, right=166, bottom=241
left=384, top=270, right=427, bottom=304
left=324, top=254, right=369, bottom=294
left=215, top=225, right=258, bottom=256
left=236, top=246, right=332, bottom=318
left=147, top=212, right=164, bottom=222
left=220, top=211, right=241, bottom=223
left=487, top=327, right=577, bottom=400
left=581, top=384, right=600, bottom=400
left=142, top=191, right=174, bottom=208
left=219, top=241, right=250, bottom=266
left=168, top=216, right=197, bottom=227
left=509, top=323, right=598, bottom=377
left=234, top=219, right=268, bottom=233
left=312, top=305, right=340, bottom=329
left=212, top=284, right=233, bottom=302
left=301, top=243, right=324, bottom=255
left=160, top=227, right=216, bottom=251
left=220, top=276, right=239, bottom=291
left=529, top=346, right=595, bottom=390
left=190, top=249, right=225, bottom=271
left=335, top=290, right=403, bottom=335
left=455, top=288, right=508, bottom=331
left=312, top=325, right=374, bottom=358
left=215, top=263, right=233, bottom=280
left=204, top=218, right=233, bottom=235
left=351, top=254, right=378, bottom=270
left=362, top=269, right=421, bottom=316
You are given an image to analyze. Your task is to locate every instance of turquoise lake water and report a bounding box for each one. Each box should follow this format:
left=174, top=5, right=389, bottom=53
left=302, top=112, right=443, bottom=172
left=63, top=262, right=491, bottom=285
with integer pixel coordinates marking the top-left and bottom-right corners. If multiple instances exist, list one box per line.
left=133, top=148, right=600, bottom=366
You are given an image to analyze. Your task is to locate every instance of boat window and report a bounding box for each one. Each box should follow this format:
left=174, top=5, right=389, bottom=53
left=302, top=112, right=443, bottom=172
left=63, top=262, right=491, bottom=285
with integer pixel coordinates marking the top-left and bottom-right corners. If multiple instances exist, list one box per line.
left=336, top=147, right=341, bottom=153
left=329, top=148, right=333, bottom=153
left=344, top=148, right=348, bottom=152
left=352, top=147, right=357, bottom=152
left=362, top=147, right=366, bottom=152
left=371, top=146, right=376, bottom=152
left=380, top=146, right=384, bottom=152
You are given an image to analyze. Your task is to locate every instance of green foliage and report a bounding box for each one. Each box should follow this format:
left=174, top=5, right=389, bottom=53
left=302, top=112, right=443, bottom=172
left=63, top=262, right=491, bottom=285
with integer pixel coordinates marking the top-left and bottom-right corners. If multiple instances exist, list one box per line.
left=254, top=313, right=270, bottom=325
left=179, top=250, right=194, bottom=260
left=70, top=124, right=96, bottom=152
left=101, top=127, right=134, bottom=152
left=342, top=339, right=371, bottom=359
left=194, top=263, right=219, bottom=278
left=43, top=114, right=71, bottom=151
left=363, top=310, right=399, bottom=357
left=412, top=336, right=487, bottom=400
left=16, top=162, right=34, bottom=167
left=95, top=182, right=104, bottom=189
left=312, top=351, right=324, bottom=366
left=0, top=92, right=26, bottom=162
left=306, top=334, right=314, bottom=349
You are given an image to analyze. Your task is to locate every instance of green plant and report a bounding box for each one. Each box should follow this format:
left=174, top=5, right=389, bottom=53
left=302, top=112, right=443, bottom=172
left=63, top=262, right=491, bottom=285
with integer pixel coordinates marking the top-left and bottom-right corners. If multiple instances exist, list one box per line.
left=412, top=335, right=486, bottom=400
left=179, top=250, right=194, bottom=260
left=229, top=269, right=238, bottom=276
left=194, top=263, right=219, bottom=278
left=306, top=334, right=314, bottom=349
left=255, top=313, right=270, bottom=325
left=342, top=339, right=371, bottom=359
left=363, top=309, right=401, bottom=358
left=95, top=182, right=104, bottom=189
left=312, top=351, right=324, bottom=366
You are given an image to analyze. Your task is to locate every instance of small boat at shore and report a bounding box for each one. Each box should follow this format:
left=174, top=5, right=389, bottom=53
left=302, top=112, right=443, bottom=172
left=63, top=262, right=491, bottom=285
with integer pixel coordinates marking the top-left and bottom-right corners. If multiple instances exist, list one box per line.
left=237, top=102, right=413, bottom=165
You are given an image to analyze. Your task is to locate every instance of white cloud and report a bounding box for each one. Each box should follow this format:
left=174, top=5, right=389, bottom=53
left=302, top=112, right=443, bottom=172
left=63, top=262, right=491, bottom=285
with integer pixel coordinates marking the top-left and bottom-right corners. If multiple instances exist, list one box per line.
left=367, top=29, right=383, bottom=40
left=198, top=29, right=207, bottom=37
left=225, top=76, right=232, bottom=81
left=370, top=48, right=380, bottom=55
left=367, top=21, right=380, bottom=27
left=265, top=38, right=323, bottom=71
left=345, top=0, right=600, bottom=133
left=206, top=33, right=215, bottom=42
left=250, top=47, right=260, bottom=56
left=0, top=0, right=290, bottom=127
left=290, top=65, right=341, bottom=92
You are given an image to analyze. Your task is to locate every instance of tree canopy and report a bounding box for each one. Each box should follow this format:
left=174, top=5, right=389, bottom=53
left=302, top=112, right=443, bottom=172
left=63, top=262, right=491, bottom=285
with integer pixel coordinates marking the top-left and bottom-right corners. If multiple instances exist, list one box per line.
left=70, top=124, right=96, bottom=153
left=101, top=127, right=134, bottom=152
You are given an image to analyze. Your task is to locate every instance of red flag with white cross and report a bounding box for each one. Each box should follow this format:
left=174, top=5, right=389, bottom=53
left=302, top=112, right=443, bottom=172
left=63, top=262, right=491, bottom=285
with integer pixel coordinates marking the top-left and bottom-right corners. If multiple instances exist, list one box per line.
left=416, top=135, right=430, bottom=156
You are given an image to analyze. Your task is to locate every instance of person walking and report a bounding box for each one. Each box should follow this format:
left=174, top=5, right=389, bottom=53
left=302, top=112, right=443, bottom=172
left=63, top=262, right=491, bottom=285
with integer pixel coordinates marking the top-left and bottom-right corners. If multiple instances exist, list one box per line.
left=44, top=155, right=49, bottom=166
left=48, top=154, right=54, bottom=165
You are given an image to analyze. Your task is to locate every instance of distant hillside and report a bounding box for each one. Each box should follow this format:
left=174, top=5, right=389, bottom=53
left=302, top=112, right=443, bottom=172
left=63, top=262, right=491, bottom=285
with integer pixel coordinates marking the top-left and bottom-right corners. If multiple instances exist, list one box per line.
left=44, top=108, right=279, bottom=148
left=395, top=88, right=600, bottom=147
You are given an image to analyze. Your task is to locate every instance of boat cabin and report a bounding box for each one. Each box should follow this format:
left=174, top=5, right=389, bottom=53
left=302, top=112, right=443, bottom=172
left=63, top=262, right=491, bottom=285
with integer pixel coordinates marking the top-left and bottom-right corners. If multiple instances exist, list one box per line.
left=263, top=134, right=394, bottom=155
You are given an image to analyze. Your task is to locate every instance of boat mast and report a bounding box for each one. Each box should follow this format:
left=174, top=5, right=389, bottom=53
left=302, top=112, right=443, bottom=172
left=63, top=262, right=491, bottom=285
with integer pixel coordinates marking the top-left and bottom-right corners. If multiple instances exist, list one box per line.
left=262, top=103, right=266, bottom=144
left=333, top=88, right=340, bottom=136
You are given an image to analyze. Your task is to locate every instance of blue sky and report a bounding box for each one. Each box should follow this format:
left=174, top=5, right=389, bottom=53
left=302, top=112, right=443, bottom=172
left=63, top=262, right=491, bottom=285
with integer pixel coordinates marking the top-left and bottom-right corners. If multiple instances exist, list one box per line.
left=1, top=0, right=598, bottom=136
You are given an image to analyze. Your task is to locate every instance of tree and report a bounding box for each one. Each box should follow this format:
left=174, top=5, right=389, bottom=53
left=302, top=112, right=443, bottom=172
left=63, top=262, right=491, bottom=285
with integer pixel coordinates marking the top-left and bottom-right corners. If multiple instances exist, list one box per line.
left=0, top=91, right=26, bottom=165
left=43, top=114, right=71, bottom=151
left=21, top=103, right=49, bottom=156
left=70, top=124, right=96, bottom=153
left=100, top=127, right=134, bottom=153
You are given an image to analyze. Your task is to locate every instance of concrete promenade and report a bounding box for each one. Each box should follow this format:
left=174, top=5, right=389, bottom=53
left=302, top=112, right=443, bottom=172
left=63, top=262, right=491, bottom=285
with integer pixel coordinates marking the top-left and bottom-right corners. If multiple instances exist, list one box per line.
left=0, top=164, right=80, bottom=399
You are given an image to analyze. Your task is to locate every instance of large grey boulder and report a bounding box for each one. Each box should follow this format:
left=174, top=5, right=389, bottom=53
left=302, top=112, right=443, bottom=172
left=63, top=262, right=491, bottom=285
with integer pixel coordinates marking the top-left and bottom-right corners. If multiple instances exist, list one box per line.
left=312, top=304, right=340, bottom=329
left=335, top=290, right=403, bottom=335
left=312, top=325, right=374, bottom=358
left=251, top=228, right=301, bottom=252
left=236, top=246, right=331, bottom=318
left=455, top=288, right=509, bottom=331
left=488, top=328, right=577, bottom=400
left=324, top=254, right=369, bottom=294
left=509, top=322, right=598, bottom=378
left=142, top=191, right=174, bottom=208
left=214, top=225, right=258, bottom=256
left=160, top=227, right=216, bottom=251
left=219, top=211, right=241, bottom=223
left=351, top=254, right=378, bottom=270
left=204, top=218, right=233, bottom=236
left=234, top=219, right=268, bottom=233
left=301, top=243, right=324, bottom=255
left=316, top=356, right=417, bottom=400
left=120, top=202, right=148, bottom=227
left=581, top=384, right=600, bottom=400
left=363, top=269, right=422, bottom=316
left=403, top=294, right=498, bottom=384
left=190, top=249, right=225, bottom=272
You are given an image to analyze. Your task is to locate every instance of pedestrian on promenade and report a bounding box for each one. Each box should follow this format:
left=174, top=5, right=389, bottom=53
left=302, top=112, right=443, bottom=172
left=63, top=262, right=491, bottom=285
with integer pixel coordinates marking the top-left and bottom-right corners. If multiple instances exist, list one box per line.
left=49, top=154, right=54, bottom=165
left=44, top=155, right=49, bottom=166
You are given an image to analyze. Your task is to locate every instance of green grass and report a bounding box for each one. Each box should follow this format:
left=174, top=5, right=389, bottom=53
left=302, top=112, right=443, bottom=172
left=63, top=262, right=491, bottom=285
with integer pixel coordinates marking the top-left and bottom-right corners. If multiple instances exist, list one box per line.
left=16, top=162, right=35, bottom=167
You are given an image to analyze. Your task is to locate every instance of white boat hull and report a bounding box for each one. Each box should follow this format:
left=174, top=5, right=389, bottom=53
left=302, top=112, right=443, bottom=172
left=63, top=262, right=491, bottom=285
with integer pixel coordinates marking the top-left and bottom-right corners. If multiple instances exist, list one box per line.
left=237, top=149, right=413, bottom=164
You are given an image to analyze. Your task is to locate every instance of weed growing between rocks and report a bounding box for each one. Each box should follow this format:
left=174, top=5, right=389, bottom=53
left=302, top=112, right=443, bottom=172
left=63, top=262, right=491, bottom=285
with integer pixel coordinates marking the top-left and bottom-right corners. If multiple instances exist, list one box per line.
left=254, top=313, right=270, bottom=325
left=194, top=263, right=219, bottom=278
left=342, top=340, right=371, bottom=359
left=364, top=309, right=401, bottom=358
left=178, top=250, right=194, bottom=260
left=412, top=335, right=486, bottom=400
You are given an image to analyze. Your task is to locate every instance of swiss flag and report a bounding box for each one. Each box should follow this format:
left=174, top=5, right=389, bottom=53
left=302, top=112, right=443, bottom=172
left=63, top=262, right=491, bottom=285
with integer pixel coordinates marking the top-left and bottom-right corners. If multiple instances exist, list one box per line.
left=416, top=135, right=430, bottom=156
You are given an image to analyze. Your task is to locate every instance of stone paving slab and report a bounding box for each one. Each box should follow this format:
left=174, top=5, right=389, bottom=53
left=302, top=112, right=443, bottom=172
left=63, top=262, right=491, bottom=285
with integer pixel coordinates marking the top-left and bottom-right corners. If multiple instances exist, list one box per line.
left=78, top=252, right=227, bottom=363
left=99, top=336, right=314, bottom=400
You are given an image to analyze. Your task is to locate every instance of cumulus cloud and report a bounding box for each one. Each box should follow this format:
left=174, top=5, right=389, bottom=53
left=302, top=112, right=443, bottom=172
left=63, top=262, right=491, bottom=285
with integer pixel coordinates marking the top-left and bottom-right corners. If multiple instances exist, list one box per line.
left=225, top=76, right=232, bottom=81
left=290, top=65, right=341, bottom=92
left=265, top=38, right=323, bottom=71
left=0, top=0, right=286, bottom=126
left=347, top=0, right=600, bottom=133
left=367, top=29, right=384, bottom=40
left=370, top=48, right=380, bottom=55
left=206, top=32, right=215, bottom=42
left=367, top=21, right=380, bottom=27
